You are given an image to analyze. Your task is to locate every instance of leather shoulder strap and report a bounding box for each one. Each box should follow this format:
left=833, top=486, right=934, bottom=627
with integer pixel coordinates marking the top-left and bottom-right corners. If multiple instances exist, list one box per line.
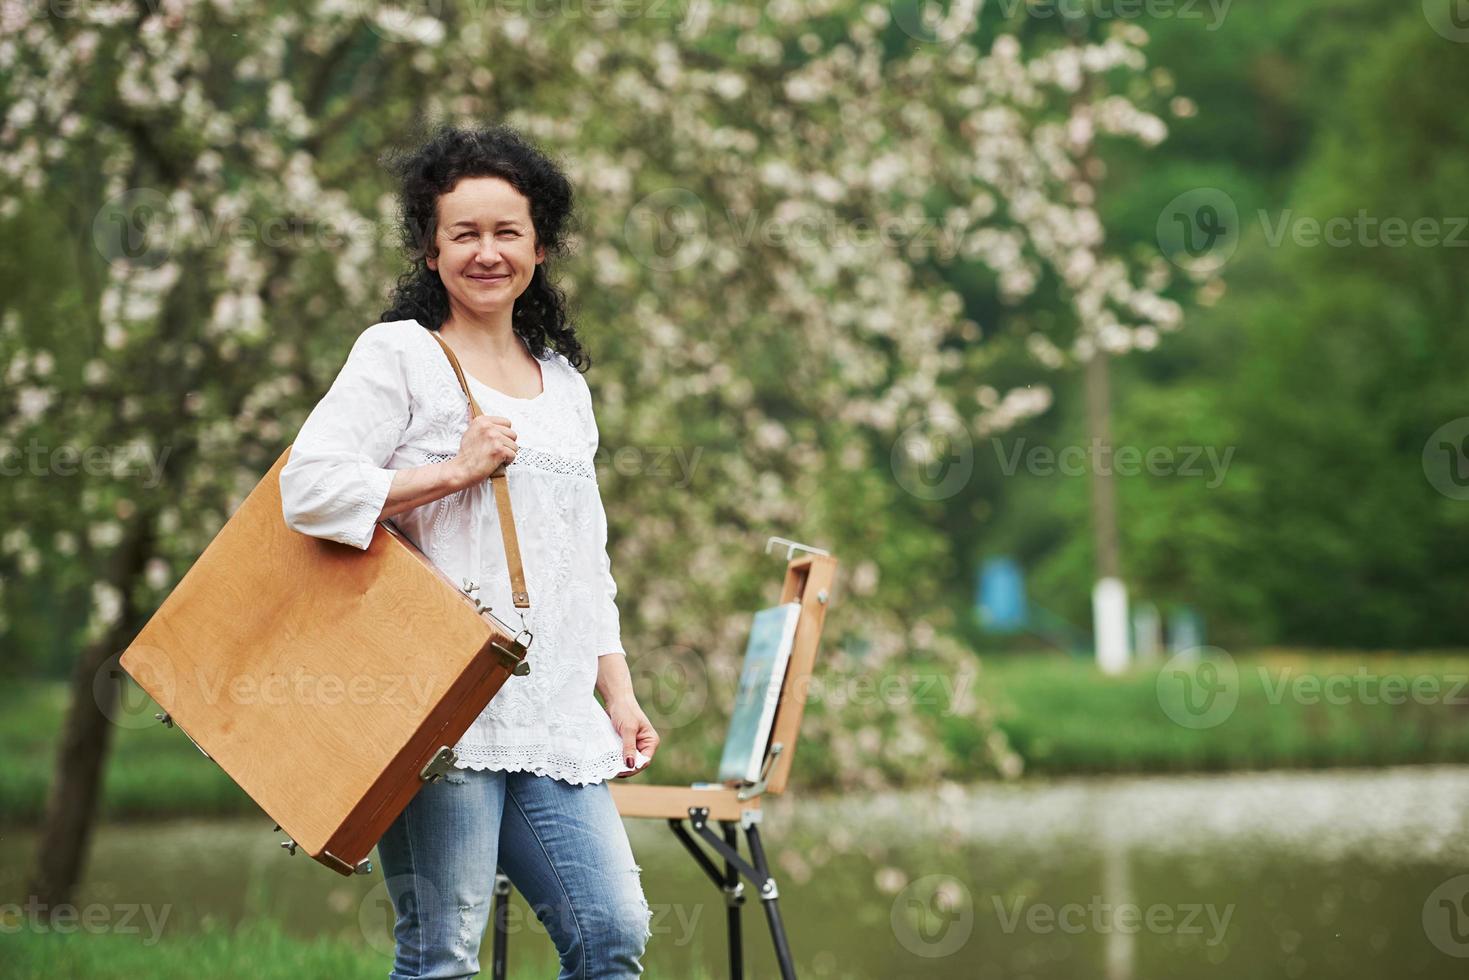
left=428, top=329, right=530, bottom=611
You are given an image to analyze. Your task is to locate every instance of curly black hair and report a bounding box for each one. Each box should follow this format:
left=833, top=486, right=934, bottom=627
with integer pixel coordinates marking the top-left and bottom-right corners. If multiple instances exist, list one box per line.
left=379, top=121, right=590, bottom=370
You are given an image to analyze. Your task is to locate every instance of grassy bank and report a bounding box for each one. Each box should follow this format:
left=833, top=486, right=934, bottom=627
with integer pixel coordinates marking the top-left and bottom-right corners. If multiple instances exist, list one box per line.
left=0, top=915, right=618, bottom=979
left=2, top=918, right=383, bottom=980
left=954, top=650, right=1469, bottom=776
left=6, top=651, right=1469, bottom=824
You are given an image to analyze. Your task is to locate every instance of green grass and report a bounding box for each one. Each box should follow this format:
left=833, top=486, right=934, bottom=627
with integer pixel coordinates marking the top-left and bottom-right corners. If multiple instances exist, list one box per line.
left=2, top=918, right=386, bottom=979
left=949, top=650, right=1469, bottom=776
left=0, top=914, right=678, bottom=979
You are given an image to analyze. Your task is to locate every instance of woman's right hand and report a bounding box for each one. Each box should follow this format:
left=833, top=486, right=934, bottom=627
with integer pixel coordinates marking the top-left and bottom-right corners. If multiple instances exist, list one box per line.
left=454, top=414, right=518, bottom=484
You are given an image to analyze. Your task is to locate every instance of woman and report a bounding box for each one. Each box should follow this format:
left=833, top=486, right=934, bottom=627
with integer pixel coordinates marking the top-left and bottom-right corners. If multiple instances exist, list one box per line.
left=279, top=123, right=658, bottom=979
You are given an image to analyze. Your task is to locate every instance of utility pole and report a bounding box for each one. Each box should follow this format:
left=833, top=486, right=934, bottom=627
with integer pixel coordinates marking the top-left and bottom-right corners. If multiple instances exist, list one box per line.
left=1086, top=348, right=1130, bottom=674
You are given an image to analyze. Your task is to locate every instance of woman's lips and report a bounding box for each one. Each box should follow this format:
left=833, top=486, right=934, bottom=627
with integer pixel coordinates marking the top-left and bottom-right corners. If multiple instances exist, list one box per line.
left=468, top=273, right=509, bottom=283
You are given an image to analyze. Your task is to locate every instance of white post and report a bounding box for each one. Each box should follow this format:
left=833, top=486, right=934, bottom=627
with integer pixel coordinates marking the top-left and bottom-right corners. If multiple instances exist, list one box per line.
left=1093, top=576, right=1131, bottom=675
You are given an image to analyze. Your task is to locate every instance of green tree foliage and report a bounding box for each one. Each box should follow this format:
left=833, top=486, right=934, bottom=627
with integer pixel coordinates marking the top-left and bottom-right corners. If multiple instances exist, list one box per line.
left=999, top=6, right=1469, bottom=648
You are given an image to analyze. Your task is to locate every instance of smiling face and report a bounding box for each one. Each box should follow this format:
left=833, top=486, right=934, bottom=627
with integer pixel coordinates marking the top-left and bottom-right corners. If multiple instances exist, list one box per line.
left=426, top=175, right=545, bottom=323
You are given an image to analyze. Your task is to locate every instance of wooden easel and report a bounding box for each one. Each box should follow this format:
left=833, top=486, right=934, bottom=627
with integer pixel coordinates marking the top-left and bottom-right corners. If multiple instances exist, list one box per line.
left=488, top=538, right=838, bottom=979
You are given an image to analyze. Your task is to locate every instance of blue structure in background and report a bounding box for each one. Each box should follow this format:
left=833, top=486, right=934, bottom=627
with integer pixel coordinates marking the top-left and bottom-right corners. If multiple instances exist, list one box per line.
left=976, top=556, right=1028, bottom=633
left=1167, top=604, right=1205, bottom=654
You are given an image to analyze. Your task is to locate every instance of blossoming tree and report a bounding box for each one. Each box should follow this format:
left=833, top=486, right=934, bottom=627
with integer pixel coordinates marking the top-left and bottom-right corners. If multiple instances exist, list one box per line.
left=0, top=0, right=1179, bottom=904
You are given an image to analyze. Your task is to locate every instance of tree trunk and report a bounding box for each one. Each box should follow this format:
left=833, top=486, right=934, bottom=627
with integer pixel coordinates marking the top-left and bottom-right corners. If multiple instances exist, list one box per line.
left=26, top=516, right=155, bottom=912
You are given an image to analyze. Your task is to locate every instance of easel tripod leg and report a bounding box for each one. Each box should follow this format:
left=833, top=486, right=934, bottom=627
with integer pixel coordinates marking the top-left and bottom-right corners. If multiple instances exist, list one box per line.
left=745, top=823, right=798, bottom=980
left=722, top=821, right=744, bottom=980
left=491, top=867, right=511, bottom=980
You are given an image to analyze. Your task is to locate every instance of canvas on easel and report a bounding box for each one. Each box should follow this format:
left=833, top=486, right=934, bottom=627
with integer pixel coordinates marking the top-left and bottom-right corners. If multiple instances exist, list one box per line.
left=716, top=601, right=803, bottom=785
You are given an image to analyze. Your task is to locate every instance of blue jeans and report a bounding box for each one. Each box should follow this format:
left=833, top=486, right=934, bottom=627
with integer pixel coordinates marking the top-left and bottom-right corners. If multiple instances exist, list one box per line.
left=374, top=767, right=652, bottom=979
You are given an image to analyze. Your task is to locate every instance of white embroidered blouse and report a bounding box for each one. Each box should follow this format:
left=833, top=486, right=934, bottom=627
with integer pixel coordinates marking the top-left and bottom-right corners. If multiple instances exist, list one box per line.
left=278, top=318, right=630, bottom=785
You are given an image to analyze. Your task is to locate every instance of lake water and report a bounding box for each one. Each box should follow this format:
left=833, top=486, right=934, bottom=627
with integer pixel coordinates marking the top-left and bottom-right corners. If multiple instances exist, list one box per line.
left=4, top=766, right=1469, bottom=978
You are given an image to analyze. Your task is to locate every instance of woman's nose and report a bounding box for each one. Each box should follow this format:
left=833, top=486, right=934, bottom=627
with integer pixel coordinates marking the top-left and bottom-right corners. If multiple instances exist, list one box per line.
left=476, top=236, right=502, bottom=265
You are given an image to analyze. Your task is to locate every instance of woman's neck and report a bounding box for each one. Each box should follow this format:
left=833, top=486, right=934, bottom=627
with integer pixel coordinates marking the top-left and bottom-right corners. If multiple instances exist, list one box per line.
left=440, top=307, right=520, bottom=359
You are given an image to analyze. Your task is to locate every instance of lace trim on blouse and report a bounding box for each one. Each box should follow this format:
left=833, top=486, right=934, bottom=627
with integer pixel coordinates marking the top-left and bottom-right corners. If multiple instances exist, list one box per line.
left=416, top=445, right=596, bottom=483
left=453, top=743, right=627, bottom=786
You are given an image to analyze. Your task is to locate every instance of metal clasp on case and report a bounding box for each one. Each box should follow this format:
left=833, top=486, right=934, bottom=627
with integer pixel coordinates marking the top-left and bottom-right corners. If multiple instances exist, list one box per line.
left=491, top=638, right=530, bottom=676
left=420, top=746, right=458, bottom=783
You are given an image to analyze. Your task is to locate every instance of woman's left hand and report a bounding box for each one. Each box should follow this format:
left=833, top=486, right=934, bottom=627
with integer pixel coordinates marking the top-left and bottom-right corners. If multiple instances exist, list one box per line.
left=604, top=696, right=659, bottom=778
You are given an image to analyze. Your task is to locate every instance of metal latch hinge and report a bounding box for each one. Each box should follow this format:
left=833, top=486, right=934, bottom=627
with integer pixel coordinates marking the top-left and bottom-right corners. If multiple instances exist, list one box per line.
left=420, top=746, right=458, bottom=783
left=492, top=638, right=530, bottom=676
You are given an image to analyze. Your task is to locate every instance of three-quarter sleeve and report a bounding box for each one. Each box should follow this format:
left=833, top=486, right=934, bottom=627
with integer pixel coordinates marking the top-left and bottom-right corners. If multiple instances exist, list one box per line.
left=579, top=371, right=626, bottom=658
left=279, top=324, right=412, bottom=551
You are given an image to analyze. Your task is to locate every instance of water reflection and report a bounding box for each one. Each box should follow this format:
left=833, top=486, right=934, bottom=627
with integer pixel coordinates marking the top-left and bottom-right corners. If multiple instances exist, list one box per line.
left=2, top=766, right=1467, bottom=978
